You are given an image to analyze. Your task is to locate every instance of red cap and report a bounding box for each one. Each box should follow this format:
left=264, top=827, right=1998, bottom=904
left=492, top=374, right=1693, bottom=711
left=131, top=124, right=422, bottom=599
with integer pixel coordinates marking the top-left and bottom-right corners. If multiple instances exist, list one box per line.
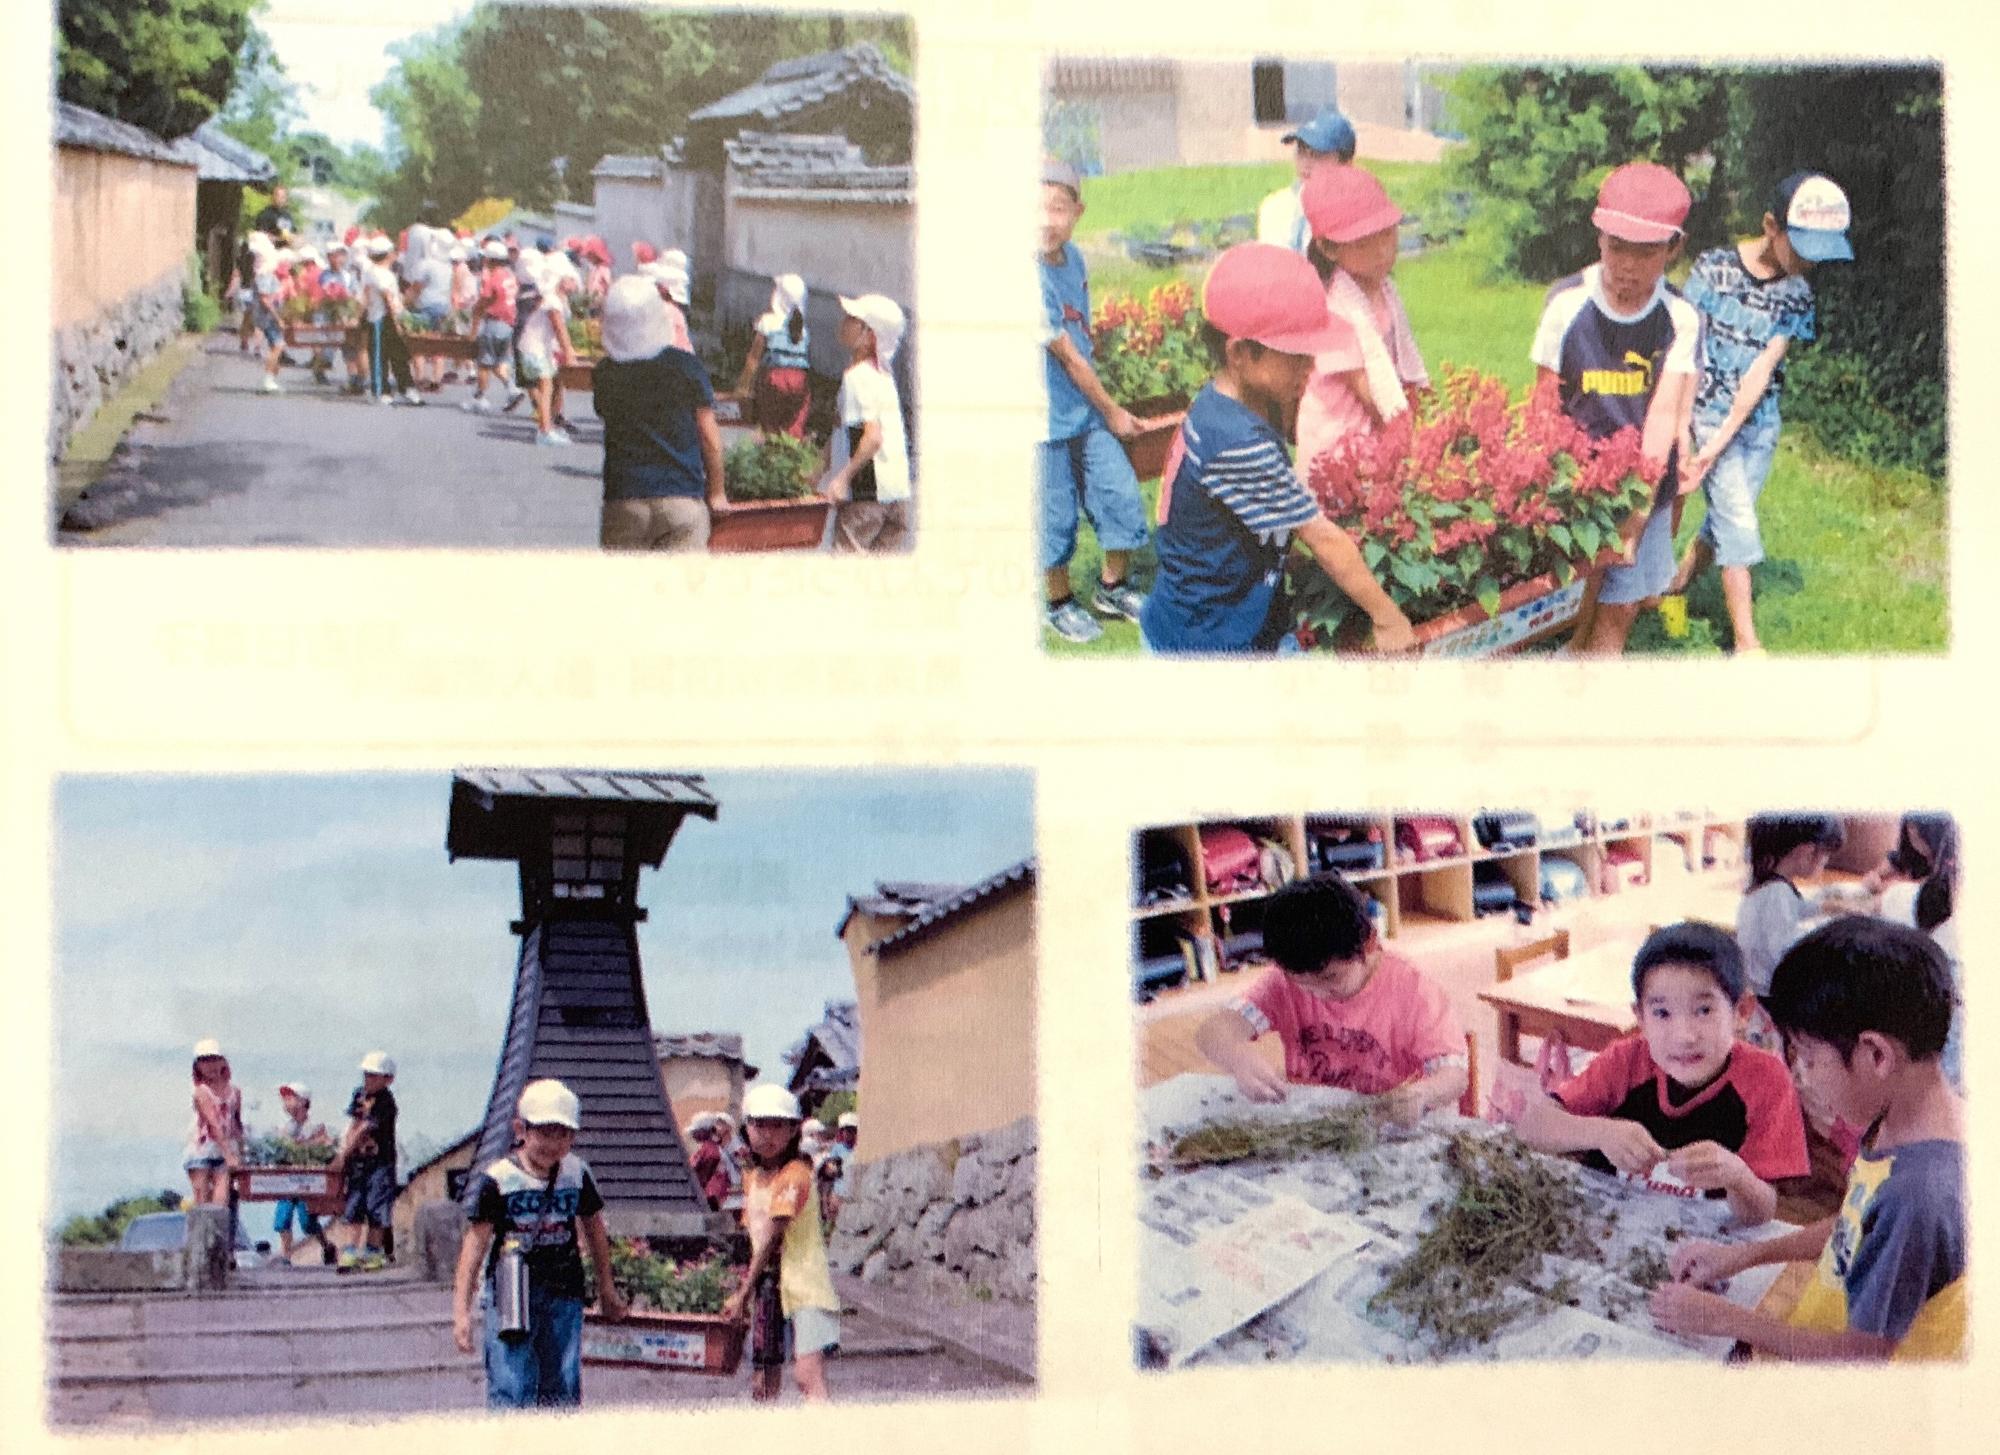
left=1592, top=162, right=1691, bottom=243
left=1201, top=243, right=1351, bottom=355
left=343, top=225, right=361, bottom=246
left=632, top=240, right=658, bottom=265
left=1302, top=167, right=1403, bottom=245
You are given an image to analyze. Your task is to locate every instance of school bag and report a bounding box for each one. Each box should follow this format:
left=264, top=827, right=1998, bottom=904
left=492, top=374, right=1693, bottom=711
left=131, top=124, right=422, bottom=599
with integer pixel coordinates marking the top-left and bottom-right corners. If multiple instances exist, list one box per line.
left=1602, top=842, right=1649, bottom=890
left=1138, top=843, right=1193, bottom=906
left=1539, top=856, right=1589, bottom=905
left=1306, top=817, right=1386, bottom=872
left=1472, top=862, right=1521, bottom=917
left=1395, top=816, right=1463, bottom=863
left=1132, top=927, right=1189, bottom=1003
left=1474, top=811, right=1542, bottom=853
left=1256, top=837, right=1297, bottom=890
left=1197, top=825, right=1262, bottom=895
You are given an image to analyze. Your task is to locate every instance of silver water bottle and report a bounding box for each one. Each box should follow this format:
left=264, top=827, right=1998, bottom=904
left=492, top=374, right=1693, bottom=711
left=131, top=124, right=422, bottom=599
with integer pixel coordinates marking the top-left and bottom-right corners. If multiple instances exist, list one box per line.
left=493, top=1236, right=532, bottom=1343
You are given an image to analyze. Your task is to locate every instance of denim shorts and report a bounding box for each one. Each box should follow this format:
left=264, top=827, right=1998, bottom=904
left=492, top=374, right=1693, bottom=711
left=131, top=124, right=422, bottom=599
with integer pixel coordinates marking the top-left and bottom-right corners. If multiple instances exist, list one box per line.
left=483, top=1284, right=583, bottom=1408
left=1595, top=499, right=1677, bottom=607
left=1695, top=413, right=1781, bottom=567
left=341, top=1163, right=396, bottom=1228
left=1040, top=428, right=1148, bottom=570
left=475, top=320, right=514, bottom=370
left=271, top=1198, right=322, bottom=1236
left=253, top=309, right=283, bottom=347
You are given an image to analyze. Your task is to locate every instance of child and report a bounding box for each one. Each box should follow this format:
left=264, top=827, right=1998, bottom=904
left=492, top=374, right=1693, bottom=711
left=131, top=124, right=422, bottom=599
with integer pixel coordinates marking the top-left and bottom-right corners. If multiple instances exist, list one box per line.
left=464, top=238, right=519, bottom=414
left=722, top=1084, right=839, bottom=1402
left=1529, top=162, right=1700, bottom=654
left=1669, top=173, right=1853, bottom=654
left=1257, top=108, right=1357, bottom=254
left=1651, top=918, right=1965, bottom=1359
left=1137, top=243, right=1415, bottom=655
left=735, top=273, right=812, bottom=438
left=452, top=1079, right=627, bottom=1408
left=1193, top=875, right=1465, bottom=1123
left=516, top=259, right=579, bottom=446
left=1514, top=922, right=1807, bottom=1225
left=184, top=1038, right=242, bottom=1207
left=1040, top=158, right=1150, bottom=642
left=269, top=1081, right=335, bottom=1262
left=1737, top=813, right=1848, bottom=1029
left=244, top=235, right=287, bottom=396
left=1295, top=165, right=1429, bottom=472
left=641, top=259, right=696, bottom=352
left=592, top=274, right=727, bottom=550
left=333, top=1051, right=399, bottom=1270
left=404, top=228, right=455, bottom=392
left=689, top=1115, right=729, bottom=1210
left=1862, top=812, right=1957, bottom=929
left=362, top=236, right=421, bottom=406
left=822, top=1112, right=858, bottom=1230
left=823, top=294, right=913, bottom=553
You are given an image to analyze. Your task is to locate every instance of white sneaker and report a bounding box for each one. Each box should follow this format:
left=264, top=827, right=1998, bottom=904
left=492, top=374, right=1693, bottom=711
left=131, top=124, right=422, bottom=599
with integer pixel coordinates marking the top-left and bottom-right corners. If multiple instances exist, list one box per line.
left=259, top=377, right=282, bottom=394
left=461, top=395, right=493, bottom=414
left=535, top=429, right=572, bottom=447
left=401, top=388, right=426, bottom=406
left=375, top=392, right=396, bottom=406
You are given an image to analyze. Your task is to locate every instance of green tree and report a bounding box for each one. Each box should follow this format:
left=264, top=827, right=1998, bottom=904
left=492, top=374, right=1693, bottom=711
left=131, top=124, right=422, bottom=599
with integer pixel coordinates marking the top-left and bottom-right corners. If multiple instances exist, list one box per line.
left=215, top=23, right=302, bottom=177
left=56, top=0, right=259, bottom=139
left=368, top=19, right=483, bottom=224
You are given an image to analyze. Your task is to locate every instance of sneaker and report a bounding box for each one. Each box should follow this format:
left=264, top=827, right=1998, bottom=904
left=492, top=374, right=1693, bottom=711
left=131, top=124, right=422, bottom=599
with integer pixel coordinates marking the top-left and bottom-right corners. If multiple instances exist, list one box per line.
left=500, top=389, right=526, bottom=415
left=1091, top=579, right=1147, bottom=622
left=259, top=376, right=282, bottom=395
left=536, top=429, right=572, bottom=447
left=1046, top=596, right=1103, bottom=644
left=401, top=388, right=426, bottom=407
left=353, top=1252, right=389, bottom=1273
left=461, top=395, right=493, bottom=414
left=375, top=392, right=396, bottom=406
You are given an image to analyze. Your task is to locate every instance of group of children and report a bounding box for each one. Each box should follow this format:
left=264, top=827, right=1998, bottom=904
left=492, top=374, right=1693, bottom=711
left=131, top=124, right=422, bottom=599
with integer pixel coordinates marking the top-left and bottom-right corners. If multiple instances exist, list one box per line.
left=181, top=1043, right=402, bottom=1272
left=449, top=1078, right=846, bottom=1410
left=1043, top=111, right=1855, bottom=655
left=232, top=203, right=911, bottom=554
left=1192, top=813, right=1965, bottom=1361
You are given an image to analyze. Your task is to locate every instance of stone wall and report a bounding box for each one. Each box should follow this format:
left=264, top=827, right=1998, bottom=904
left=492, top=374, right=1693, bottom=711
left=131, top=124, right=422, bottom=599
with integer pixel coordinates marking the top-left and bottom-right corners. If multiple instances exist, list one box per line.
left=50, top=269, right=186, bottom=458
left=827, top=1115, right=1035, bottom=1303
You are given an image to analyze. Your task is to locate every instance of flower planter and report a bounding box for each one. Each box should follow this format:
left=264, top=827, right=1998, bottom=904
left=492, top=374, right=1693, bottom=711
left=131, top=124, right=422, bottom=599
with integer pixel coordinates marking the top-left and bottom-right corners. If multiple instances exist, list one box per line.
left=283, top=323, right=353, bottom=348
left=558, top=358, right=597, bottom=392
left=231, top=1165, right=345, bottom=1217
left=710, top=496, right=831, bottom=553
left=582, top=1309, right=744, bottom=1376
left=712, top=393, right=746, bottom=426
left=1119, top=393, right=1189, bottom=481
left=403, top=332, right=478, bottom=361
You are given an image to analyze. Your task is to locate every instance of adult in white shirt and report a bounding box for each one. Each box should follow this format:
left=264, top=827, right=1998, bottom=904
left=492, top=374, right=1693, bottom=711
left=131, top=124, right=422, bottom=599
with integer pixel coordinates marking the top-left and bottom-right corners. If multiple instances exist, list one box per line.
left=1257, top=108, right=1357, bottom=255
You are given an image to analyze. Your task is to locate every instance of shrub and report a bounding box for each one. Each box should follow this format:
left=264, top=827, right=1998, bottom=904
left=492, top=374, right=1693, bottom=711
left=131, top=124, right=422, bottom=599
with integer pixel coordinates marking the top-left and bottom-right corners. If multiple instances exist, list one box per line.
left=723, top=434, right=820, bottom=501
left=183, top=253, right=221, bottom=333
left=55, top=1189, right=185, bottom=1247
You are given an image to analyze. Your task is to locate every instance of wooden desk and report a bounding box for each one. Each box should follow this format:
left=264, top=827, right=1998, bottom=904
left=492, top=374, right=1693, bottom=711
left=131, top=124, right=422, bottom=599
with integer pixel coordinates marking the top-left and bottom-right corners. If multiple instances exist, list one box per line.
left=1480, top=938, right=1641, bottom=1068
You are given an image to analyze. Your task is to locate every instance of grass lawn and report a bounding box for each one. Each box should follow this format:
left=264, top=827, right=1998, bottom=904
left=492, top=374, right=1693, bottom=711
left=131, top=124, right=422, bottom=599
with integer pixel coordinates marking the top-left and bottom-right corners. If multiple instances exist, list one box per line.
left=1048, top=161, right=1948, bottom=656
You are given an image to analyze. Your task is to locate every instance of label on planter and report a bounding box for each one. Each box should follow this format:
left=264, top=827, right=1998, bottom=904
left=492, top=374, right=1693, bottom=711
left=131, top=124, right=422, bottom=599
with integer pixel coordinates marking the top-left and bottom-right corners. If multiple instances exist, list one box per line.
left=1419, top=576, right=1588, bottom=659
left=242, top=1170, right=328, bottom=1197
left=582, top=1322, right=711, bottom=1369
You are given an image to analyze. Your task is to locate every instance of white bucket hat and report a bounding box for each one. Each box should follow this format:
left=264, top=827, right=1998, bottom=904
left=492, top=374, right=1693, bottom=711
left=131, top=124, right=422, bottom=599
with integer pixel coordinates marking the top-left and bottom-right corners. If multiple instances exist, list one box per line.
left=278, top=1081, right=311, bottom=1102
left=358, top=1050, right=396, bottom=1076
left=643, top=261, right=690, bottom=306
left=481, top=239, right=508, bottom=262
left=743, top=1084, right=802, bottom=1122
left=192, top=1038, right=224, bottom=1059
left=837, top=1112, right=859, bottom=1130
left=839, top=294, right=906, bottom=368
left=601, top=274, right=675, bottom=362
left=517, top=1078, right=581, bottom=1130
left=770, top=273, right=807, bottom=315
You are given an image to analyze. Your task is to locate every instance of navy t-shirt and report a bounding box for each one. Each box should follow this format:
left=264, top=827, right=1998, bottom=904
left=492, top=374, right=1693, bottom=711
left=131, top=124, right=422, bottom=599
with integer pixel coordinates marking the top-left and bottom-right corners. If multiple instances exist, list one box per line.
left=469, top=1154, right=605, bottom=1300
left=1683, top=246, right=1816, bottom=428
left=1138, top=384, right=1322, bottom=654
left=593, top=347, right=717, bottom=501
left=344, top=1085, right=398, bottom=1177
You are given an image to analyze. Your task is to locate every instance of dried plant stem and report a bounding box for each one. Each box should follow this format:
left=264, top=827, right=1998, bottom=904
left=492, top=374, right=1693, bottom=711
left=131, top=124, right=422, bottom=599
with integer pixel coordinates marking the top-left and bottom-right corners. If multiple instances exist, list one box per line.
left=1167, top=1108, right=1379, bottom=1168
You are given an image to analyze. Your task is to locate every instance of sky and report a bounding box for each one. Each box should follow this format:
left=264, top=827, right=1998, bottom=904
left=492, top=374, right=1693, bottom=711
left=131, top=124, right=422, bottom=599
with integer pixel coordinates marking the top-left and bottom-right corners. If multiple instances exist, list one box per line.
left=260, top=0, right=477, bottom=150
left=49, top=769, right=1034, bottom=1223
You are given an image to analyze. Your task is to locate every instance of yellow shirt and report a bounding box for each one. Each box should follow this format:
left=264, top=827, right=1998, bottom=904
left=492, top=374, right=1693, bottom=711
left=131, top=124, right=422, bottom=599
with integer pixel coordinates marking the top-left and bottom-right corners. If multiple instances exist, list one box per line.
left=742, top=1160, right=838, bottom=1316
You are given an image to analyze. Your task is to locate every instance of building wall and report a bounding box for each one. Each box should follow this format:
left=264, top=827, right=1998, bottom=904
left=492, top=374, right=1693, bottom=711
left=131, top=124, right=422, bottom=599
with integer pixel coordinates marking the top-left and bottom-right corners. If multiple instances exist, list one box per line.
left=723, top=193, right=913, bottom=308
left=591, top=168, right=703, bottom=276
left=844, top=893, right=1036, bottom=1163
left=52, top=147, right=196, bottom=330
left=393, top=1137, right=479, bottom=1259
left=660, top=1055, right=744, bottom=1132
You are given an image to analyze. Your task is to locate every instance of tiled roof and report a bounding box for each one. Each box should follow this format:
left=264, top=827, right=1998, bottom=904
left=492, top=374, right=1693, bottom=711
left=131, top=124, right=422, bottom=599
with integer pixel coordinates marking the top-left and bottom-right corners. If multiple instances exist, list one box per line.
left=1044, top=57, right=1180, bottom=93
left=54, top=102, right=191, bottom=167
left=870, top=859, right=1037, bottom=958
left=688, top=44, right=912, bottom=130
left=169, top=120, right=276, bottom=184
left=838, top=878, right=963, bottom=937
left=654, top=1031, right=748, bottom=1063
left=593, top=153, right=664, bottom=181
left=786, top=1001, right=861, bottom=1086
left=724, top=131, right=913, bottom=200
left=454, top=768, right=717, bottom=807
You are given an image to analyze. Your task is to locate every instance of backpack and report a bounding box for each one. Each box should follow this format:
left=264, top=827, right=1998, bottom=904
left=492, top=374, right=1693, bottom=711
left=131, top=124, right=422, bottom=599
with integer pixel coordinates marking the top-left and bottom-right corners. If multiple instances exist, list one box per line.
left=1197, top=825, right=1262, bottom=895
left=1395, top=816, right=1463, bottom=863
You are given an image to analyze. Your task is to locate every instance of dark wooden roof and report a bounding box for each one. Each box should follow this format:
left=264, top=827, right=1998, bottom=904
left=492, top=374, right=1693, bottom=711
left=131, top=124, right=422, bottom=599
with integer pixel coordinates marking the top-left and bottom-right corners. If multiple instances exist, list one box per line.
left=55, top=102, right=192, bottom=167
left=463, top=918, right=707, bottom=1215
left=446, top=768, right=717, bottom=865
left=870, top=859, right=1037, bottom=958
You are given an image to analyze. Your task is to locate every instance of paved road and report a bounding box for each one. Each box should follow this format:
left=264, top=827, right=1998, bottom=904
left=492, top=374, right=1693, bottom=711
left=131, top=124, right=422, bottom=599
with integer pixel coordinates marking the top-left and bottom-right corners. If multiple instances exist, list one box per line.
left=60, top=335, right=668, bottom=549
left=48, top=1264, right=1028, bottom=1426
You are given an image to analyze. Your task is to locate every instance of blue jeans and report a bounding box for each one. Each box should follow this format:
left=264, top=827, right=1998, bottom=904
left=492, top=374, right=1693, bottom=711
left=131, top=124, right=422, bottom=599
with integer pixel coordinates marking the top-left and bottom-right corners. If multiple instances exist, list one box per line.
left=484, top=1283, right=584, bottom=1408
left=1695, top=412, right=1781, bottom=567
left=1040, top=428, right=1148, bottom=570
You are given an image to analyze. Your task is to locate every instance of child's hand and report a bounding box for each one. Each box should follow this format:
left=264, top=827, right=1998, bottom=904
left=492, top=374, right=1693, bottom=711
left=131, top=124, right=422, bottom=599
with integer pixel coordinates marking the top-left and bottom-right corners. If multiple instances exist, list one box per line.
left=1595, top=1120, right=1667, bottom=1176
left=1670, top=1238, right=1740, bottom=1291
left=1105, top=405, right=1140, bottom=439
left=1368, top=607, right=1416, bottom=655
left=1684, top=443, right=1722, bottom=492
left=1649, top=1281, right=1740, bottom=1340
left=822, top=468, right=851, bottom=503
left=453, top=1309, right=475, bottom=1355
left=598, top=1288, right=630, bottom=1323
left=720, top=1291, right=749, bottom=1326
left=1666, top=1140, right=1749, bottom=1194
left=1377, top=1085, right=1429, bottom=1129
left=1231, top=1061, right=1289, bottom=1105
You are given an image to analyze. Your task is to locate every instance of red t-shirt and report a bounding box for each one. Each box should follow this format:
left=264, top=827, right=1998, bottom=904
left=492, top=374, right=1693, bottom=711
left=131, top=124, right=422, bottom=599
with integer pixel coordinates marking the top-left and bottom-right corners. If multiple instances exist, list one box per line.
left=480, top=268, right=518, bottom=326
left=1555, top=1035, right=1809, bottom=1183
left=1233, top=950, right=1463, bottom=1094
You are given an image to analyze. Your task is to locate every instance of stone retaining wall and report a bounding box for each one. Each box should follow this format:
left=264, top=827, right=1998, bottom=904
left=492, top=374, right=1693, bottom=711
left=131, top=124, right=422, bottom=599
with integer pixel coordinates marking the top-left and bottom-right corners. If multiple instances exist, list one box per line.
left=827, top=1116, right=1035, bottom=1303
left=50, top=270, right=186, bottom=459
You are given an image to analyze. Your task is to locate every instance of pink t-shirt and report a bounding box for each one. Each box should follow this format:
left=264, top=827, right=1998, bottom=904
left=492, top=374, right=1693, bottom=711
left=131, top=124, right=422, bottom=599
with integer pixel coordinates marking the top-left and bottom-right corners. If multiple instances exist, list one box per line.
left=1295, top=274, right=1428, bottom=474
left=1232, top=950, right=1463, bottom=1093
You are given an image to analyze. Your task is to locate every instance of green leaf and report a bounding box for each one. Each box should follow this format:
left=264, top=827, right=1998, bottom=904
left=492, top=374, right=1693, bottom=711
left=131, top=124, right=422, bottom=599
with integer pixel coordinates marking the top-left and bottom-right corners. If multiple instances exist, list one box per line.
left=1554, top=557, right=1576, bottom=587
left=1549, top=523, right=1574, bottom=556
left=1474, top=575, right=1502, bottom=617
left=1469, top=501, right=1496, bottom=525
left=1575, top=519, right=1601, bottom=559
left=1362, top=539, right=1387, bottom=571
left=1390, top=555, right=1427, bottom=592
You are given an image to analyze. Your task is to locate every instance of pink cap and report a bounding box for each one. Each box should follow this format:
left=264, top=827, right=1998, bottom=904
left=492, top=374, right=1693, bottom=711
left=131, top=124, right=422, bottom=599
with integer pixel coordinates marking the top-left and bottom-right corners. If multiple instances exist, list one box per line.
left=632, top=241, right=658, bottom=265
left=1592, top=162, right=1691, bottom=244
left=1201, top=243, right=1350, bottom=355
left=1302, top=167, right=1403, bottom=245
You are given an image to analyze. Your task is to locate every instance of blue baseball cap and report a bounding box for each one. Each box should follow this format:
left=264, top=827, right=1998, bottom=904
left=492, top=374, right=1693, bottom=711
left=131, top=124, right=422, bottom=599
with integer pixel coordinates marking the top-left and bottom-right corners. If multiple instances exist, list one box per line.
left=1773, top=172, right=1854, bottom=263
left=1282, top=108, right=1357, bottom=161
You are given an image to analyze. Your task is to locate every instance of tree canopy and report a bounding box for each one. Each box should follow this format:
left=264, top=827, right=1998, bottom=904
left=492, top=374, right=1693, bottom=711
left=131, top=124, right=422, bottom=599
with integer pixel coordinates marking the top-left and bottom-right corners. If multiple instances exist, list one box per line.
left=56, top=0, right=260, bottom=139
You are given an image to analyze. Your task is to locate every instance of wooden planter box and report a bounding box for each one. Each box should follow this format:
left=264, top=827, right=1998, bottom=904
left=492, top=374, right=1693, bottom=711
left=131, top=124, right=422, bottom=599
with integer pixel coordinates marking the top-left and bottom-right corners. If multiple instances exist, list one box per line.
left=403, top=332, right=477, bottom=361
left=1322, top=546, right=1624, bottom=658
left=582, top=1310, right=744, bottom=1376
left=1118, top=394, right=1189, bottom=481
left=231, top=1165, right=344, bottom=1217
left=710, top=496, right=831, bottom=553
left=558, top=358, right=598, bottom=392
left=283, top=323, right=354, bottom=348
left=712, top=393, right=746, bottom=426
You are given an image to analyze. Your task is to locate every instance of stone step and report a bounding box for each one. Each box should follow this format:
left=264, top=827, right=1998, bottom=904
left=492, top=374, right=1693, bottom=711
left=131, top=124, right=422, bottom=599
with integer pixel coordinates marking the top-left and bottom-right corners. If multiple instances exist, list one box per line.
left=50, top=1317, right=465, bottom=1378
left=49, top=1361, right=487, bottom=1425
left=49, top=1283, right=449, bottom=1335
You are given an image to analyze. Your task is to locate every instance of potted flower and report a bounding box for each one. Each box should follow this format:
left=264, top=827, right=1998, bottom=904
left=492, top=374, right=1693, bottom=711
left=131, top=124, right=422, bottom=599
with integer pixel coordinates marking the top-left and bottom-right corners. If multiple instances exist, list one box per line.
left=1090, top=281, right=1208, bottom=479
left=232, top=1134, right=344, bottom=1216
left=557, top=314, right=604, bottom=391
left=710, top=434, right=832, bottom=553
left=1289, top=367, right=1660, bottom=656
left=581, top=1240, right=744, bottom=1375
